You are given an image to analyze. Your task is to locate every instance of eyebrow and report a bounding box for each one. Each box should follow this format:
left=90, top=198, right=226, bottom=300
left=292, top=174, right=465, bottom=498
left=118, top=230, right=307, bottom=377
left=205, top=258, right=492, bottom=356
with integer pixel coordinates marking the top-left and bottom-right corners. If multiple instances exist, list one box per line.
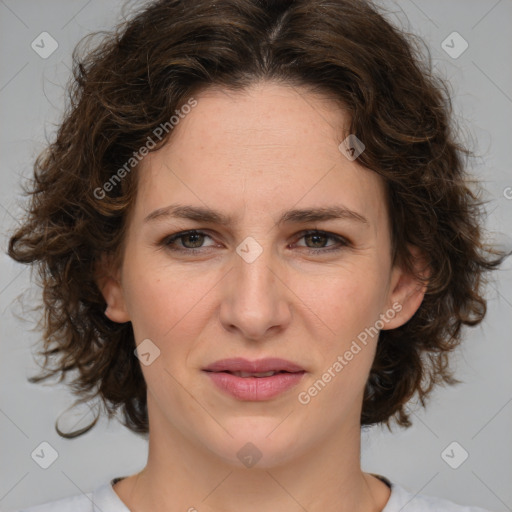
left=144, top=204, right=369, bottom=226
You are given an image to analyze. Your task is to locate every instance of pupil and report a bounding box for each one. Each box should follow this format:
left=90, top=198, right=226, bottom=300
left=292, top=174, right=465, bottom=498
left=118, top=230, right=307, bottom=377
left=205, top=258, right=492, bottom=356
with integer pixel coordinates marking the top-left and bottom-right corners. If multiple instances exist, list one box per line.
left=307, top=233, right=325, bottom=248
left=184, top=233, right=203, bottom=248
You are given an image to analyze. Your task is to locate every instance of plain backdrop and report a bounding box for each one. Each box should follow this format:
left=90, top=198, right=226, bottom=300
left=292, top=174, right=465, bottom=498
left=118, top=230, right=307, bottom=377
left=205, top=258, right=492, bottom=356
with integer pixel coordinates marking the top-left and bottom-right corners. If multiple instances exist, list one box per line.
left=1, top=1, right=511, bottom=511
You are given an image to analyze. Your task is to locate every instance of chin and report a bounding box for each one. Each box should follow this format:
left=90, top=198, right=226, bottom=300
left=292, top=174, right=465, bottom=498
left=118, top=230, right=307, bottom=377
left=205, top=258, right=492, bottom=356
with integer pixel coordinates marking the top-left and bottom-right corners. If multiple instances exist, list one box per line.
left=203, top=417, right=304, bottom=469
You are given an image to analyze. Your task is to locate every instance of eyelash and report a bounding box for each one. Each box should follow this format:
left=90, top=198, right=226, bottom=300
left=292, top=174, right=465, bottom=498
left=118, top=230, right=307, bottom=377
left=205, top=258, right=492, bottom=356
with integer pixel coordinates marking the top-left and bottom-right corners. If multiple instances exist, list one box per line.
left=160, top=229, right=350, bottom=255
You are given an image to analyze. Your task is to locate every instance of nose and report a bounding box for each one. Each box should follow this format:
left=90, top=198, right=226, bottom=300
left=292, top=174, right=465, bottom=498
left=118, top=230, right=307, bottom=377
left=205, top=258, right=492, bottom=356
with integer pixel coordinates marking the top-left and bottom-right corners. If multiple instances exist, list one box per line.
left=219, top=243, right=292, bottom=341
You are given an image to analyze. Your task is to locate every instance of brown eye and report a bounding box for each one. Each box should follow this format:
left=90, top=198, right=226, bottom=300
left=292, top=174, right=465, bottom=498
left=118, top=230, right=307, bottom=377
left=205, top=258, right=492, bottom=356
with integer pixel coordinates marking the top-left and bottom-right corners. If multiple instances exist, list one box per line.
left=161, top=230, right=215, bottom=252
left=179, top=232, right=206, bottom=248
left=304, top=232, right=330, bottom=248
left=294, top=230, right=350, bottom=254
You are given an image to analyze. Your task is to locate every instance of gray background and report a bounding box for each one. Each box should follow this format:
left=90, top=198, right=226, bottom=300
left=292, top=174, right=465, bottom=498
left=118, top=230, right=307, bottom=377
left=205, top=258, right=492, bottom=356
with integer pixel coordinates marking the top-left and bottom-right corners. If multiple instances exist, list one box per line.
left=1, top=0, right=511, bottom=510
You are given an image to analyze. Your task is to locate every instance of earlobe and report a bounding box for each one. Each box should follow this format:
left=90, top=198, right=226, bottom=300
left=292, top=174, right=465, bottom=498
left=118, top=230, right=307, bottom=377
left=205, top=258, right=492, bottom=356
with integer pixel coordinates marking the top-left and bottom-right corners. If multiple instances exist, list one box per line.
left=101, top=278, right=131, bottom=323
left=94, top=254, right=131, bottom=324
left=382, top=245, right=430, bottom=330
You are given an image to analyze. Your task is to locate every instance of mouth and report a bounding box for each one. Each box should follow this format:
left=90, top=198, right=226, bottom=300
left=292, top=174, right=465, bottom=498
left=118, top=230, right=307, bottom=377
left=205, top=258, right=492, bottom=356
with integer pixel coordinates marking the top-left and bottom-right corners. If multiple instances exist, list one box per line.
left=202, top=358, right=306, bottom=401
left=203, top=357, right=305, bottom=374
left=216, top=370, right=300, bottom=378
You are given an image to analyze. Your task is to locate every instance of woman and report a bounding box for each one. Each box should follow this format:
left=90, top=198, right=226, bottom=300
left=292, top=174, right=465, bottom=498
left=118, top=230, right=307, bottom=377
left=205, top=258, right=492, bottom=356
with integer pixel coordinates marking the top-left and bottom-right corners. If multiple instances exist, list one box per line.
left=8, top=0, right=508, bottom=510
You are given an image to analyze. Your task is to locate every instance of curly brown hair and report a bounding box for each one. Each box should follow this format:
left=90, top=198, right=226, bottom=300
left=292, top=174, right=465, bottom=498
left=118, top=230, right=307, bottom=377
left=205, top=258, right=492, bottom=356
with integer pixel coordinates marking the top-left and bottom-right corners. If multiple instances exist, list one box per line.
left=7, top=0, right=509, bottom=438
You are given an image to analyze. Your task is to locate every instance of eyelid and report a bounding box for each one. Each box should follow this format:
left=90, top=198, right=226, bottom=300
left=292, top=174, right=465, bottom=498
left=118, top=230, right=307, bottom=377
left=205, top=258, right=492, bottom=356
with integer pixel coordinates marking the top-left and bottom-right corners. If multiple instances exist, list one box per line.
left=159, top=229, right=351, bottom=253
left=161, top=229, right=217, bottom=250
left=293, top=229, right=351, bottom=249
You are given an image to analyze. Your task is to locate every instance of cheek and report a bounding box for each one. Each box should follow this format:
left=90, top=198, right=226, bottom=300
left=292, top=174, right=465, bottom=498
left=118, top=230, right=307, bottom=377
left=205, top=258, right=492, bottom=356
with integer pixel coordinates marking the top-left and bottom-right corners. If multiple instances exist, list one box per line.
left=122, top=259, right=214, bottom=343
left=296, top=269, right=387, bottom=413
left=296, top=262, right=389, bottom=346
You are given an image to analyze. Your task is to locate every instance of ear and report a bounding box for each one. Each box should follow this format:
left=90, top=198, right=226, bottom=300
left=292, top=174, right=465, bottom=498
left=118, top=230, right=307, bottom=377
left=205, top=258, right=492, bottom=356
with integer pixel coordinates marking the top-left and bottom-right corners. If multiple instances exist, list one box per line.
left=94, top=253, right=131, bottom=323
left=381, top=245, right=430, bottom=330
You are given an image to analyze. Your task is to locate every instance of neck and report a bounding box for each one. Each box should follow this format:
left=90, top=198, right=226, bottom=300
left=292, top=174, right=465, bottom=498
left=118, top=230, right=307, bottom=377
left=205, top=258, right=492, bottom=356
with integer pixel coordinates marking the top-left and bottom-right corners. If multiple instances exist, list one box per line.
left=114, top=398, right=390, bottom=512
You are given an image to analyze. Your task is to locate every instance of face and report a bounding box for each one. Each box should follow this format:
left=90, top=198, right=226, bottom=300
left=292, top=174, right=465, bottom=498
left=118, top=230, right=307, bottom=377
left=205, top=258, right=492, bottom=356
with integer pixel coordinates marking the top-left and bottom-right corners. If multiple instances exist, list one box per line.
left=100, top=81, right=425, bottom=468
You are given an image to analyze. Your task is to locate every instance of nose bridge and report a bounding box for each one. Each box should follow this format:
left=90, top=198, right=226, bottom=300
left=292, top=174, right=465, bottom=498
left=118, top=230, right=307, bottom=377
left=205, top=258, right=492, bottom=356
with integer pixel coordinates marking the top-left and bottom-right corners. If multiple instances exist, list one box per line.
left=237, top=239, right=276, bottom=298
left=219, top=236, right=290, bottom=339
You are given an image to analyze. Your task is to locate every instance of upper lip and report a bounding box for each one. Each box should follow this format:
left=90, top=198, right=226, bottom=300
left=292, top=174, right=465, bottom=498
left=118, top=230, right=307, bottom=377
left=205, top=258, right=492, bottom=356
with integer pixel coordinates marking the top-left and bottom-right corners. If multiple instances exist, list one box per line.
left=203, top=358, right=305, bottom=373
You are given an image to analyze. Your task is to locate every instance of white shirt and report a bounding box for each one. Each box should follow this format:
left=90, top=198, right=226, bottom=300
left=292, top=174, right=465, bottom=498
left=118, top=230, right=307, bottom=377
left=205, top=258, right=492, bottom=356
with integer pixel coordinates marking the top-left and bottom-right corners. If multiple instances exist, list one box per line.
left=11, top=475, right=493, bottom=512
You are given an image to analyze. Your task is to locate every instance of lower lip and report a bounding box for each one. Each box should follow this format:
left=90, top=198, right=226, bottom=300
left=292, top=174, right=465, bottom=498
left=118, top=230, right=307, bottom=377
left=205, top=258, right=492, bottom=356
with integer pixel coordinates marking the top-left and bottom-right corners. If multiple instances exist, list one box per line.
left=203, top=371, right=306, bottom=401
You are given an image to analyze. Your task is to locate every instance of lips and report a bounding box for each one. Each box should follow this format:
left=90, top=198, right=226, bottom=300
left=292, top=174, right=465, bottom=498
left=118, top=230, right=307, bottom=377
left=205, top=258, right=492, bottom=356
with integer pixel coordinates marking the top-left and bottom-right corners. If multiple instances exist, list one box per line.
left=202, top=358, right=306, bottom=401
left=203, top=357, right=305, bottom=374
left=227, top=370, right=283, bottom=378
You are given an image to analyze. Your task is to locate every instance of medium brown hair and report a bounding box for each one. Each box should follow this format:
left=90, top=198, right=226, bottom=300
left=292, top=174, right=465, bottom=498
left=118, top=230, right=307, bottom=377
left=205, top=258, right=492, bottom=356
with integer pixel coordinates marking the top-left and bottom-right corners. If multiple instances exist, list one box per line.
left=8, top=0, right=509, bottom=437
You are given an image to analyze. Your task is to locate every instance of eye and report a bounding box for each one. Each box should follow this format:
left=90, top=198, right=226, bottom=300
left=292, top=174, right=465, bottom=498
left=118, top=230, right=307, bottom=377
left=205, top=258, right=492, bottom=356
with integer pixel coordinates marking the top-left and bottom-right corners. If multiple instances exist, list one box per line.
left=161, top=230, right=216, bottom=252
left=159, top=229, right=350, bottom=255
left=293, top=230, right=350, bottom=254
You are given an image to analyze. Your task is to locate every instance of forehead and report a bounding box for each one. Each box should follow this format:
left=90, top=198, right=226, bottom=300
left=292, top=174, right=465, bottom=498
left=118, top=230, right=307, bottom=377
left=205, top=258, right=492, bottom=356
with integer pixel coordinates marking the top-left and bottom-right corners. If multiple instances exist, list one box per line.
left=135, top=81, right=389, bottom=233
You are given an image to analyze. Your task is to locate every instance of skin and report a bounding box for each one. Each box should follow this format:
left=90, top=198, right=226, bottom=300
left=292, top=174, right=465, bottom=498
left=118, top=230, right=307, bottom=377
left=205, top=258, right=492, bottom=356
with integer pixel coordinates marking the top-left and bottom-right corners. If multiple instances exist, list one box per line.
left=98, top=81, right=427, bottom=512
